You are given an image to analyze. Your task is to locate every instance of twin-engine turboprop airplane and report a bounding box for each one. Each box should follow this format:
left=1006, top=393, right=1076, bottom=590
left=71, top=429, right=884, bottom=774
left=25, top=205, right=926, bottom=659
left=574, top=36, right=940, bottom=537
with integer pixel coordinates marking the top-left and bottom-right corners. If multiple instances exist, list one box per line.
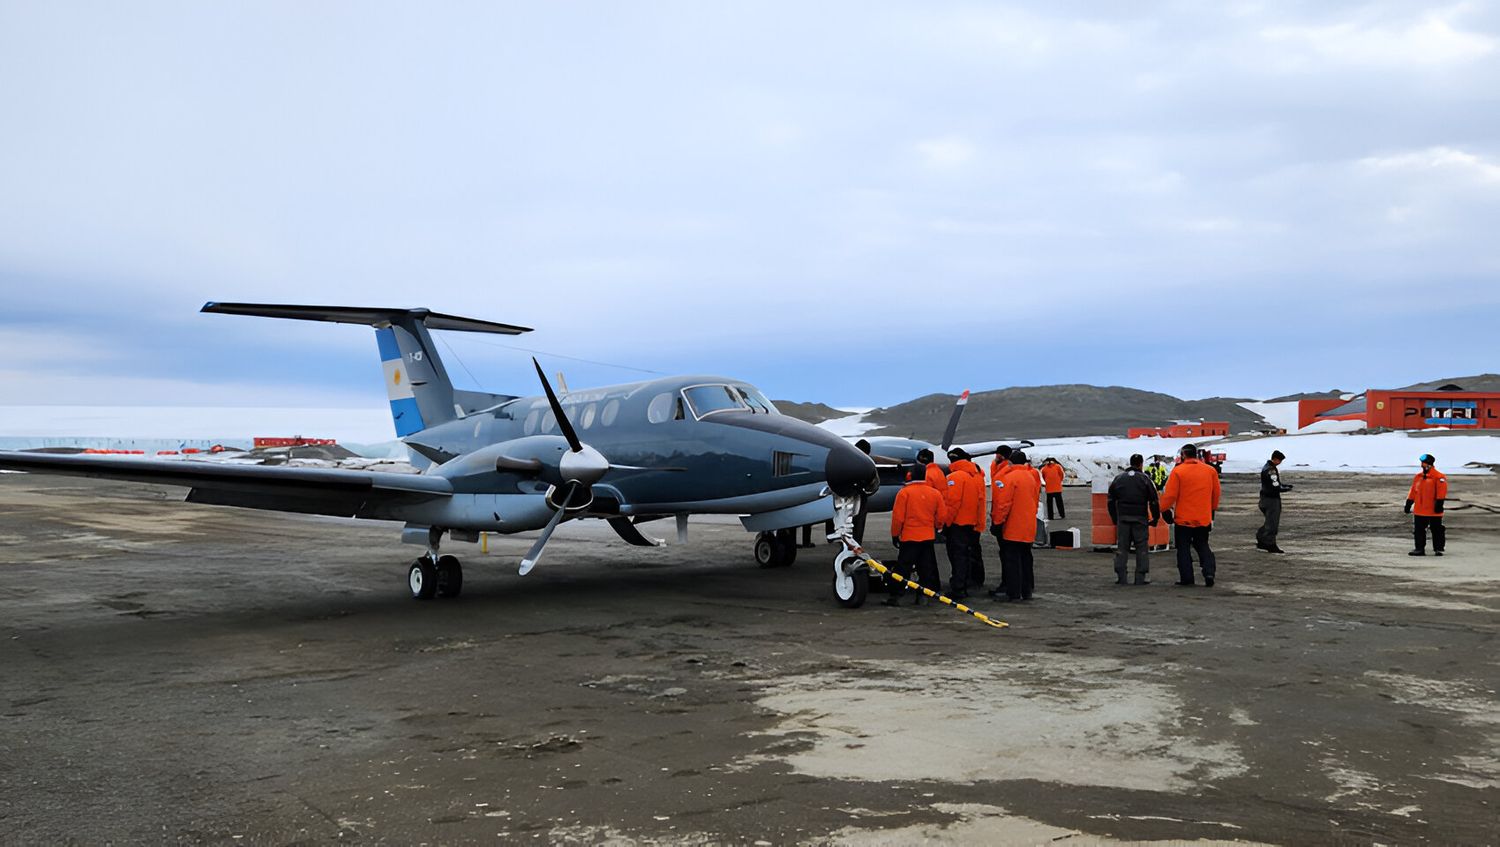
left=0, top=303, right=882, bottom=606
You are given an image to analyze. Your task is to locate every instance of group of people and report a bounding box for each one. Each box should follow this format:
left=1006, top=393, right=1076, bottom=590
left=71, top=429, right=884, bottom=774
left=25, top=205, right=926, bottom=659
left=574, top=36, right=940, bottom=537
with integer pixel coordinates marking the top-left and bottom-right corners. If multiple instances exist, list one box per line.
left=1106, top=447, right=1452, bottom=586
left=886, top=444, right=1062, bottom=607
left=883, top=441, right=1455, bottom=607
left=1105, top=444, right=1223, bottom=587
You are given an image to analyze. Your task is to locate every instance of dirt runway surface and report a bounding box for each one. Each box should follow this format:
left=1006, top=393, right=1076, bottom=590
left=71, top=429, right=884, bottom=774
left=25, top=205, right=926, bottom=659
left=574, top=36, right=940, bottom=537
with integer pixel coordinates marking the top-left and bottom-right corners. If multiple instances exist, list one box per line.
left=1, top=472, right=1497, bottom=845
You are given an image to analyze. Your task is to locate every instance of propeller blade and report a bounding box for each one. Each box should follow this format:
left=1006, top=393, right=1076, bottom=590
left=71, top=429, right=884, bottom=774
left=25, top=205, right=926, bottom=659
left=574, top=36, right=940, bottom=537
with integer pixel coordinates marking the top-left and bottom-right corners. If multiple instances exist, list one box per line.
left=940, top=389, right=970, bottom=452
left=607, top=517, right=665, bottom=547
left=532, top=357, right=583, bottom=453
left=519, top=494, right=571, bottom=575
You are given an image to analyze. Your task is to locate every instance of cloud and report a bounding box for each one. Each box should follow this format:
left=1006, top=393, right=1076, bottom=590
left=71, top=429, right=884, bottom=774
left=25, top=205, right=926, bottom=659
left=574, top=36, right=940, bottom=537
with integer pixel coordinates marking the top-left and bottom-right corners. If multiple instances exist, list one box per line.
left=0, top=3, right=1495, bottom=406
left=1357, top=146, right=1500, bottom=183
left=1261, top=6, right=1497, bottom=68
left=915, top=136, right=977, bottom=169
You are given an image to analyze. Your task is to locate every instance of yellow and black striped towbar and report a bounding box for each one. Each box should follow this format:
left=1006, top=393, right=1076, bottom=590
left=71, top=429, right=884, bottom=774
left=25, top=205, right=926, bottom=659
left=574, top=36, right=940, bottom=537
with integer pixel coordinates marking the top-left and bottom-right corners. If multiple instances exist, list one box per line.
left=858, top=552, right=1009, bottom=629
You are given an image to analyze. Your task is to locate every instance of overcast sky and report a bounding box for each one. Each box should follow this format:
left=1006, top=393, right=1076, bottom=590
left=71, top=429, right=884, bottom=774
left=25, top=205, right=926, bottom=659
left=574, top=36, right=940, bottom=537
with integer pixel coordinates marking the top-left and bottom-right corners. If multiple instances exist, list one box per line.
left=2, top=1, right=1496, bottom=414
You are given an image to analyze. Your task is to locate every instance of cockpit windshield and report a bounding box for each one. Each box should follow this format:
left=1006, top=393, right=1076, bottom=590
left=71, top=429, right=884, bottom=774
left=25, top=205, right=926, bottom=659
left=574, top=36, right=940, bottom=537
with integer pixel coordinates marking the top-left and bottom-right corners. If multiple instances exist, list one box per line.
left=733, top=385, right=778, bottom=415
left=682, top=384, right=749, bottom=418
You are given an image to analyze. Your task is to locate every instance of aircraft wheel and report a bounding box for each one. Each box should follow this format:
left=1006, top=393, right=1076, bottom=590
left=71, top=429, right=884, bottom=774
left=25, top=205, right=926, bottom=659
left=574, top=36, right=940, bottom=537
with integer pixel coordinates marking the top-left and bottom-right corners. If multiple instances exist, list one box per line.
left=754, top=533, right=778, bottom=568
left=833, top=567, right=868, bottom=608
left=435, top=555, right=463, bottom=598
left=408, top=558, right=438, bottom=600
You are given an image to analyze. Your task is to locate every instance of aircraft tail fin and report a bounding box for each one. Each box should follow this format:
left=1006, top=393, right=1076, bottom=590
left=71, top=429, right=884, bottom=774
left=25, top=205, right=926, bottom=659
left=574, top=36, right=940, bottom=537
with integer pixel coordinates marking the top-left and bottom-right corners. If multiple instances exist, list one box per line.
left=202, top=302, right=533, bottom=437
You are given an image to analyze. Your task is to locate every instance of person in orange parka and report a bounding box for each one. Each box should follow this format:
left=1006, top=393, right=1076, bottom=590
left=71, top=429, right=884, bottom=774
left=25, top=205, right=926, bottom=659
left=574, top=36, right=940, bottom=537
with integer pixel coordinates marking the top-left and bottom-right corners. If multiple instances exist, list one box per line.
left=917, top=448, right=946, bottom=495
left=941, top=448, right=987, bottom=599
left=1159, top=443, right=1223, bottom=587
left=1041, top=458, right=1066, bottom=520
left=885, top=465, right=946, bottom=606
left=988, top=450, right=1041, bottom=601
left=987, top=444, right=1013, bottom=594
left=1405, top=453, right=1448, bottom=556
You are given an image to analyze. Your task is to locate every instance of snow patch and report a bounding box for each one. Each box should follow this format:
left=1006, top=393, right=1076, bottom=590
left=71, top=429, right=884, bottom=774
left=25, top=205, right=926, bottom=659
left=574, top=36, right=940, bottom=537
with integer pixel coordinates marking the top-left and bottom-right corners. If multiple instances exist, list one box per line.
left=817, top=411, right=880, bottom=437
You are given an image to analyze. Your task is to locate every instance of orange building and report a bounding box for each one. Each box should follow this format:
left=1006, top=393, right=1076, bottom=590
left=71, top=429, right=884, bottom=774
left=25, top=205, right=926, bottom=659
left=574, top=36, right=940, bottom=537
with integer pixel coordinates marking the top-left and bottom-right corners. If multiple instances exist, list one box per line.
left=1301, top=386, right=1500, bottom=431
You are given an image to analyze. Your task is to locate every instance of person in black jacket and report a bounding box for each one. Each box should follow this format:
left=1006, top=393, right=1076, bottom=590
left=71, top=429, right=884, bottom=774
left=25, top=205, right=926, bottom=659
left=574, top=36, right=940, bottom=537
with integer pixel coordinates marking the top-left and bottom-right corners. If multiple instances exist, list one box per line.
left=1108, top=454, right=1162, bottom=585
left=1256, top=450, right=1293, bottom=553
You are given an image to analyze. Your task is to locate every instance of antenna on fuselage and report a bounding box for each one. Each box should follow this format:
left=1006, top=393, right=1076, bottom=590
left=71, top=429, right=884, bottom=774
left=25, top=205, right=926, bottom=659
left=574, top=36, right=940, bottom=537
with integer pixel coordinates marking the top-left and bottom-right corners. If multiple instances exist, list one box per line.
left=556, top=372, right=570, bottom=394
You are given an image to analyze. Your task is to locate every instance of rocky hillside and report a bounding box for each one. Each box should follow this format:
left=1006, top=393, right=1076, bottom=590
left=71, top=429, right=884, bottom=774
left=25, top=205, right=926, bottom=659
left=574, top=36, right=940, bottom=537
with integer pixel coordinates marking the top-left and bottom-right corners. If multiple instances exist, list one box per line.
left=772, top=400, right=856, bottom=425
left=864, top=385, right=1270, bottom=441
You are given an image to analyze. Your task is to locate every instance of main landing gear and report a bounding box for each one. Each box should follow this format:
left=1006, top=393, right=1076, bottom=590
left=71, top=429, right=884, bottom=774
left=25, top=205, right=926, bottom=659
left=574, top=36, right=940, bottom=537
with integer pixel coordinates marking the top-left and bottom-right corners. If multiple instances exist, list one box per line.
left=754, top=529, right=799, bottom=568
left=408, top=554, right=463, bottom=600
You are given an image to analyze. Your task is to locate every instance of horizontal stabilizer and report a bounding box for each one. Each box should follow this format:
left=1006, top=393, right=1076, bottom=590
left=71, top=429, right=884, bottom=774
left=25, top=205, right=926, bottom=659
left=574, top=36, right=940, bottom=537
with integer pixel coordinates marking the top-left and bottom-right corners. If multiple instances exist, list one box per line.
left=202, top=302, right=532, bottom=335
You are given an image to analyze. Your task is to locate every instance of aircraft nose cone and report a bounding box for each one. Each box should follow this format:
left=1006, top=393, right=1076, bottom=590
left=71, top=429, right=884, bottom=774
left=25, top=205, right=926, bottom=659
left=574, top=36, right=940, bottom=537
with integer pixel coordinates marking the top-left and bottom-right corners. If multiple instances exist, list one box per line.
left=826, top=442, right=879, bottom=498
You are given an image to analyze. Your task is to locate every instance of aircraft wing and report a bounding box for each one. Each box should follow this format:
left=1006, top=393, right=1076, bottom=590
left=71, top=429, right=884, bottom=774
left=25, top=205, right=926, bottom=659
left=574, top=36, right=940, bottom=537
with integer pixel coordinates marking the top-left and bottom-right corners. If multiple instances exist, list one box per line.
left=0, top=452, right=452, bottom=518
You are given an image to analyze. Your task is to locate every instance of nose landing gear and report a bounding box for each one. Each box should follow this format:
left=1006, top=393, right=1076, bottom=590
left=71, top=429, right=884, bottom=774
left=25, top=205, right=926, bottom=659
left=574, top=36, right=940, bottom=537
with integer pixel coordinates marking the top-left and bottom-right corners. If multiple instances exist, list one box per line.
left=832, top=547, right=870, bottom=608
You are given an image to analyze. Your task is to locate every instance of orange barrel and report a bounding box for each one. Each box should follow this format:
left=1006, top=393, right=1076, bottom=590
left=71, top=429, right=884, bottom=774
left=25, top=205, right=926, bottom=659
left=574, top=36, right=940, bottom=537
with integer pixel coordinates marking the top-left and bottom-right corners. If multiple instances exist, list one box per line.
left=1091, top=476, right=1116, bottom=546
left=1149, top=516, right=1171, bottom=548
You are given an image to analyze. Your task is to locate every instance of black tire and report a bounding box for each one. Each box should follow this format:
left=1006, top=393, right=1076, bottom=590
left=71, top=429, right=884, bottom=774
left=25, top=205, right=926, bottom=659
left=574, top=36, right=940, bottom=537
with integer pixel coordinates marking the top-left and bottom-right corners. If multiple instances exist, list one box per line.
left=775, top=538, right=797, bottom=567
left=435, top=555, right=463, bottom=598
left=408, top=558, right=437, bottom=600
left=754, top=533, right=778, bottom=568
left=833, top=567, right=868, bottom=608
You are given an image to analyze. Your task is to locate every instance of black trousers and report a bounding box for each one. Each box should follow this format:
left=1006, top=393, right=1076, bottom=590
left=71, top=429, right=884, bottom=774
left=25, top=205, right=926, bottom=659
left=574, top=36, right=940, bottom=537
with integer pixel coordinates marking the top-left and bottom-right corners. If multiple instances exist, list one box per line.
left=944, top=525, right=977, bottom=593
left=999, top=539, right=1034, bottom=600
left=1255, top=496, right=1281, bottom=548
left=967, top=526, right=986, bottom=586
left=990, top=526, right=1006, bottom=589
left=1413, top=515, right=1445, bottom=552
left=1174, top=525, right=1216, bottom=583
left=1114, top=520, right=1149, bottom=576
left=891, top=540, right=940, bottom=598
left=1046, top=492, right=1065, bottom=520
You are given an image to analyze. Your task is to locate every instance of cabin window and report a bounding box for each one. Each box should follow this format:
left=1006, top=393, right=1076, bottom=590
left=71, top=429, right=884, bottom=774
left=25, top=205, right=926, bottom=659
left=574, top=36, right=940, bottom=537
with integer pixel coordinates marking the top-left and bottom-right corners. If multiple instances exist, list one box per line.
left=647, top=392, right=676, bottom=424
left=580, top=403, right=598, bottom=430
left=683, top=384, right=748, bottom=418
left=601, top=399, right=621, bottom=427
left=523, top=408, right=541, bottom=435
left=540, top=410, right=557, bottom=434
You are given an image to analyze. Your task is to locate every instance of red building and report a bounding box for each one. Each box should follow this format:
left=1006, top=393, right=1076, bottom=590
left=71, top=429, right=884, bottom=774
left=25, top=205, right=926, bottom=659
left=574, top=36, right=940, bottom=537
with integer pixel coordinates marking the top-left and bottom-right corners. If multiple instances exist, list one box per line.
left=1127, top=422, right=1230, bottom=439
left=253, top=436, right=339, bottom=449
left=1298, top=382, right=1500, bottom=431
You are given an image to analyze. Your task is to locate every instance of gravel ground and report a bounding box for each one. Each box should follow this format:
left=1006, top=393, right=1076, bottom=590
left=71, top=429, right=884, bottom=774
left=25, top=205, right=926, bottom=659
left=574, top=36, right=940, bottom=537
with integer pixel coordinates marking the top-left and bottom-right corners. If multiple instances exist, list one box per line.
left=1, top=471, right=1496, bottom=845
